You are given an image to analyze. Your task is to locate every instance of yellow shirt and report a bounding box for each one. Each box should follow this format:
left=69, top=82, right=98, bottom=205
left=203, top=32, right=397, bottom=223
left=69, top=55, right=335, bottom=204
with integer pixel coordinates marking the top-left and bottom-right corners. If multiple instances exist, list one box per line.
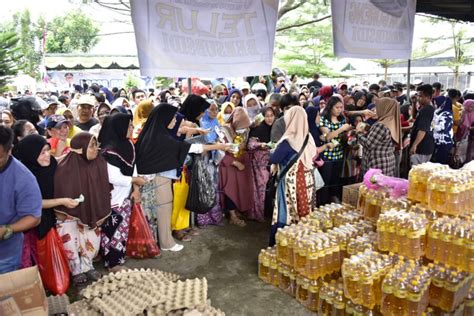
left=453, top=102, right=462, bottom=134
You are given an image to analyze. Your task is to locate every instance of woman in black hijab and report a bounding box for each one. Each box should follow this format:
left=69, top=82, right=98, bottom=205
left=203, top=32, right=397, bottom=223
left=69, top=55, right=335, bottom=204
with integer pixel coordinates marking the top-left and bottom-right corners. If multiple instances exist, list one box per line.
left=98, top=113, right=147, bottom=270
left=135, top=103, right=231, bottom=252
left=179, top=94, right=211, bottom=125
left=14, top=135, right=79, bottom=268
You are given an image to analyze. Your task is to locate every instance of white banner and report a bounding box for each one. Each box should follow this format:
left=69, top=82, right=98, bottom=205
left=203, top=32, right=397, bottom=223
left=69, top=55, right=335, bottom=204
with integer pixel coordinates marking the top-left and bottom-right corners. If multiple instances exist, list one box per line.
left=130, top=0, right=279, bottom=77
left=331, top=0, right=416, bottom=59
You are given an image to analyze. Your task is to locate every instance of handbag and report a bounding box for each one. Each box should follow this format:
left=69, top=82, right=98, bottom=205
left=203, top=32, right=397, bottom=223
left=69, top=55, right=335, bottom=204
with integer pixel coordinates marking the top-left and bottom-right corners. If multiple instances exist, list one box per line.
left=185, top=154, right=216, bottom=213
left=36, top=228, right=70, bottom=295
left=172, top=171, right=191, bottom=230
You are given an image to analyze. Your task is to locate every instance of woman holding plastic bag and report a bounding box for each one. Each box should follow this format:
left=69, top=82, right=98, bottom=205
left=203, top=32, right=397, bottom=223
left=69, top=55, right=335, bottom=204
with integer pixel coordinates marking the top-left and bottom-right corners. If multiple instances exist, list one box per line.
left=98, top=114, right=149, bottom=267
left=135, top=103, right=232, bottom=252
left=54, top=133, right=111, bottom=285
left=14, top=135, right=78, bottom=294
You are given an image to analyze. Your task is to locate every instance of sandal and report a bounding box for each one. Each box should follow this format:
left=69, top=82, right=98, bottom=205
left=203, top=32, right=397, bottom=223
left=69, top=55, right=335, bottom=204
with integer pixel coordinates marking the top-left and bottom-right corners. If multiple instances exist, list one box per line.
left=72, top=273, right=88, bottom=286
left=185, top=228, right=200, bottom=236
left=108, top=265, right=128, bottom=273
left=173, top=230, right=192, bottom=242
left=229, top=217, right=246, bottom=227
left=85, top=269, right=102, bottom=281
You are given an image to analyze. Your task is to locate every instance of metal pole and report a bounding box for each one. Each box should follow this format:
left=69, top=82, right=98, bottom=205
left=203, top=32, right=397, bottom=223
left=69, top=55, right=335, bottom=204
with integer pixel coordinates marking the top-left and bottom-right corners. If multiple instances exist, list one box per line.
left=406, top=59, right=411, bottom=105
left=187, top=77, right=192, bottom=95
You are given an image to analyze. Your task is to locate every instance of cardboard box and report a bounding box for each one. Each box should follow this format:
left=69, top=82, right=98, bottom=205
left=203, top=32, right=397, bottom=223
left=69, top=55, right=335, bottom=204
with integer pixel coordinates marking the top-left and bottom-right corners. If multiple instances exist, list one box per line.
left=0, top=266, right=48, bottom=316
left=342, top=182, right=363, bottom=207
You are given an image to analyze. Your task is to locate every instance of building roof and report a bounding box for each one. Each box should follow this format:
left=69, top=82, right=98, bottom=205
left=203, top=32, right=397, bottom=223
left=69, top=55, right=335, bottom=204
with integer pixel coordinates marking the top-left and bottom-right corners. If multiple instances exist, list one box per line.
left=45, top=54, right=139, bottom=70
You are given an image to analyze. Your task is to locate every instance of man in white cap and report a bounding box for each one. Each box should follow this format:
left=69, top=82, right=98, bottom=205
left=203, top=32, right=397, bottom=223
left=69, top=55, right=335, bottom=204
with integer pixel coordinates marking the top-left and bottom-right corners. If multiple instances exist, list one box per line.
left=241, top=82, right=251, bottom=97
left=74, top=95, right=98, bottom=131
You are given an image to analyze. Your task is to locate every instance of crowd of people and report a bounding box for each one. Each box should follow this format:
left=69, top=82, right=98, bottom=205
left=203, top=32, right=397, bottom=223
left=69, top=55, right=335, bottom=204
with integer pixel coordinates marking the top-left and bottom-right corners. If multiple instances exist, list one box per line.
left=1, top=73, right=473, bottom=291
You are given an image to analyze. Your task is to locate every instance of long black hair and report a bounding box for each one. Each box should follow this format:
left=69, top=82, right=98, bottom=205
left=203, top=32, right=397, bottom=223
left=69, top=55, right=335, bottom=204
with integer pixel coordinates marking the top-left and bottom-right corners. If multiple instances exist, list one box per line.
left=321, top=96, right=345, bottom=122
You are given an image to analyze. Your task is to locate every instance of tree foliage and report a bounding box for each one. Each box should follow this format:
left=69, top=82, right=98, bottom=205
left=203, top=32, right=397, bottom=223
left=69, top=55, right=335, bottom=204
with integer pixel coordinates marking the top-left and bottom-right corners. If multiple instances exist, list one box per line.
left=274, top=1, right=336, bottom=77
left=0, top=10, right=42, bottom=78
left=0, top=31, right=20, bottom=91
left=46, top=10, right=100, bottom=53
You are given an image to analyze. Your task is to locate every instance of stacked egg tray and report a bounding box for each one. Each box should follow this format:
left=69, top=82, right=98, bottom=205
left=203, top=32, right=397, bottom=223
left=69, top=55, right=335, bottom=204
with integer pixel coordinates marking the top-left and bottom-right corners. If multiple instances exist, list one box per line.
left=66, top=268, right=224, bottom=316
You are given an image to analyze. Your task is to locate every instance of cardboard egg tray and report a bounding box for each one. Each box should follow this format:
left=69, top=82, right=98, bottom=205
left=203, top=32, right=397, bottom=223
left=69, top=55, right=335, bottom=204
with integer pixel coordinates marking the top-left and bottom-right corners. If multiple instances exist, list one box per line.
left=67, top=268, right=223, bottom=315
left=47, top=294, right=70, bottom=315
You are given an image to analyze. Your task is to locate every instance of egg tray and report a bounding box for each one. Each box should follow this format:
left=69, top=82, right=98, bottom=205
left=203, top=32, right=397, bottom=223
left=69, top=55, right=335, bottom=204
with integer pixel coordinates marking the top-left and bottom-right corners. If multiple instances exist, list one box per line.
left=81, top=268, right=180, bottom=299
left=66, top=299, right=101, bottom=316
left=47, top=294, right=70, bottom=315
left=90, top=285, right=165, bottom=315
left=69, top=268, right=214, bottom=315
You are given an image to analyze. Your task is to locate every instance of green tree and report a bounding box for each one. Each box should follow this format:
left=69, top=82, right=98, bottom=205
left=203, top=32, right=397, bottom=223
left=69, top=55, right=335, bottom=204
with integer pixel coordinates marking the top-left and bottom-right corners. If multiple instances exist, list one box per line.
left=0, top=10, right=42, bottom=78
left=123, top=73, right=139, bottom=90
left=46, top=10, right=100, bottom=53
left=441, top=22, right=473, bottom=89
left=373, top=59, right=399, bottom=81
left=0, top=31, right=20, bottom=92
left=274, top=1, right=335, bottom=77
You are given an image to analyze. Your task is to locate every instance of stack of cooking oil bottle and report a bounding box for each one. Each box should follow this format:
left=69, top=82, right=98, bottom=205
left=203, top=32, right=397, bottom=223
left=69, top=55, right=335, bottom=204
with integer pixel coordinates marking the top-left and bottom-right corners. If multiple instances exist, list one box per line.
left=377, top=210, right=429, bottom=260
left=258, top=162, right=474, bottom=315
left=426, top=217, right=474, bottom=272
left=381, top=259, right=432, bottom=315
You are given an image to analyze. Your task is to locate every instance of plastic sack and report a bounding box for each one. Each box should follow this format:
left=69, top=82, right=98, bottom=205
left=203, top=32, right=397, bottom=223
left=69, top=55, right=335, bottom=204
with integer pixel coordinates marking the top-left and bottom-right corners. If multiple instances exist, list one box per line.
left=314, top=168, right=325, bottom=191
left=172, top=172, right=191, bottom=231
left=185, top=155, right=216, bottom=214
left=126, top=203, right=161, bottom=258
left=363, top=168, right=408, bottom=198
left=36, top=228, right=70, bottom=295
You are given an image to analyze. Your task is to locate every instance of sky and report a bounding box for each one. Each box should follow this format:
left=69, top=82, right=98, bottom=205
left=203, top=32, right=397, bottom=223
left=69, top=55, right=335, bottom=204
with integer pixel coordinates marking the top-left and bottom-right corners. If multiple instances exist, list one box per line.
left=1, top=1, right=473, bottom=61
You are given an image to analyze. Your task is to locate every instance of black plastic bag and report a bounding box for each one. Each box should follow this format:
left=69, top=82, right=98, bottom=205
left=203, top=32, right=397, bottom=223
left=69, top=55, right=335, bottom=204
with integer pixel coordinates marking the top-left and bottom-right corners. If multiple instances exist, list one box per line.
left=185, top=155, right=216, bottom=213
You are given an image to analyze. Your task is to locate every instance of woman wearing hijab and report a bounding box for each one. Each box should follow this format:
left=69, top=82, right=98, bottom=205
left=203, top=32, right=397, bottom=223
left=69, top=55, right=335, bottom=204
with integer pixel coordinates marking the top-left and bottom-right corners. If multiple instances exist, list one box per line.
left=196, top=102, right=224, bottom=227
left=455, top=99, right=474, bottom=163
left=14, top=135, right=79, bottom=268
left=88, top=103, right=111, bottom=138
left=180, top=94, right=211, bottom=124
left=132, top=100, right=154, bottom=143
left=98, top=113, right=146, bottom=270
left=100, top=87, right=114, bottom=104
left=218, top=107, right=254, bottom=226
left=217, top=102, right=235, bottom=126
left=226, top=88, right=243, bottom=107
left=135, top=103, right=231, bottom=252
left=356, top=97, right=402, bottom=176
left=243, top=93, right=262, bottom=123
left=111, top=97, right=132, bottom=113
left=269, top=106, right=317, bottom=245
left=432, top=96, right=455, bottom=164
left=247, top=107, right=276, bottom=222
left=54, top=132, right=111, bottom=284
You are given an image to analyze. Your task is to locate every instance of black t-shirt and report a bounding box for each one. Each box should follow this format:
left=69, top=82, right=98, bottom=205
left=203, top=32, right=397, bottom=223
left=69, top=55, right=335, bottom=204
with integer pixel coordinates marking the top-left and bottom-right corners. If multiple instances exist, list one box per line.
left=307, top=80, right=323, bottom=91
left=410, top=105, right=435, bottom=155
left=74, top=118, right=99, bottom=132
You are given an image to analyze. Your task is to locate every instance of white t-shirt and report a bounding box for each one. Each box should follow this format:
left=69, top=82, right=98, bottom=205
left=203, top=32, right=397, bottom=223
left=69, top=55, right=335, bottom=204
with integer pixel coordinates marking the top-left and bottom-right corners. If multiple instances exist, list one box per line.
left=107, top=163, right=137, bottom=207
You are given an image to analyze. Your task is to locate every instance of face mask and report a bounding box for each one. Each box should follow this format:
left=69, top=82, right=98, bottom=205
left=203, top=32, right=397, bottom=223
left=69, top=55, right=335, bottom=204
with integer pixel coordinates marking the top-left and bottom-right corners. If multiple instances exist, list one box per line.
left=223, top=114, right=231, bottom=122
left=236, top=128, right=246, bottom=134
left=247, top=107, right=260, bottom=119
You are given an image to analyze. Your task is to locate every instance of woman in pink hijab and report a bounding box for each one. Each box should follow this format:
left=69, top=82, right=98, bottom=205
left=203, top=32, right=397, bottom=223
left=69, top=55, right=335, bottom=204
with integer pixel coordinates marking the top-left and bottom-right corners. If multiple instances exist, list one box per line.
left=455, top=99, right=474, bottom=163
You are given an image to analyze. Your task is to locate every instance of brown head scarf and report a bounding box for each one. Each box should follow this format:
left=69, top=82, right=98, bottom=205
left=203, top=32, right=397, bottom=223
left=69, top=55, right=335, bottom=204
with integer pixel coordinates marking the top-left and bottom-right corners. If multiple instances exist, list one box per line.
left=54, top=132, right=111, bottom=227
left=375, top=97, right=402, bottom=145
left=278, top=106, right=317, bottom=169
left=231, top=107, right=251, bottom=131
